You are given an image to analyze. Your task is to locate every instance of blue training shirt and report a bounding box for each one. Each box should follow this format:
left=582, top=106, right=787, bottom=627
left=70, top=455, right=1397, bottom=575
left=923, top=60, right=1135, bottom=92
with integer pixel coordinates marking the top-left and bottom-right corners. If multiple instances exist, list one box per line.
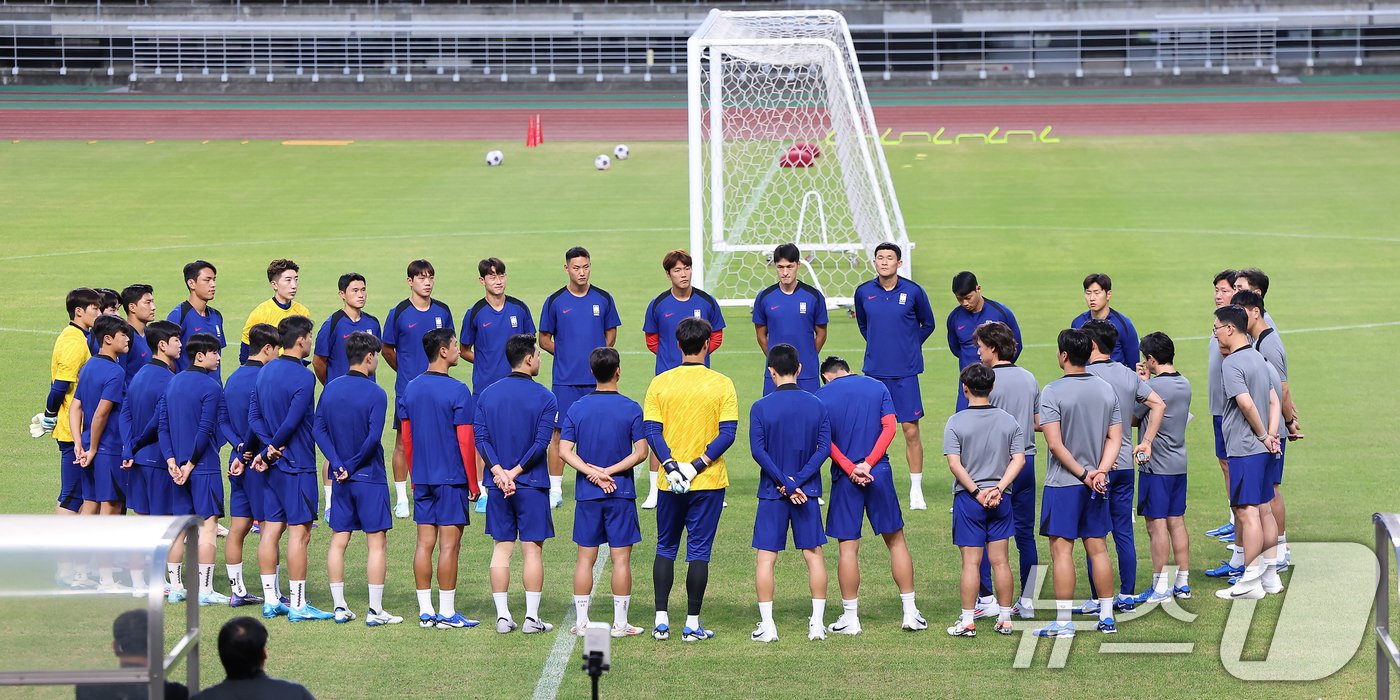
left=313, top=310, right=382, bottom=383
left=749, top=384, right=831, bottom=499
left=166, top=302, right=226, bottom=372
left=642, top=289, right=726, bottom=374
left=475, top=373, right=558, bottom=491
left=1071, top=308, right=1140, bottom=370
left=397, top=371, right=472, bottom=486
left=157, top=367, right=223, bottom=475
left=121, top=360, right=176, bottom=464
left=539, top=287, right=622, bottom=387
left=383, top=298, right=454, bottom=399
left=120, top=331, right=151, bottom=384
left=219, top=361, right=262, bottom=455
left=946, top=297, right=1021, bottom=369
left=248, top=355, right=317, bottom=474
left=315, top=371, right=388, bottom=483
left=752, top=282, right=829, bottom=386
left=561, top=391, right=645, bottom=501
left=74, top=355, right=126, bottom=455
left=816, top=374, right=897, bottom=480
left=462, top=296, right=536, bottom=393
left=853, top=277, right=936, bottom=378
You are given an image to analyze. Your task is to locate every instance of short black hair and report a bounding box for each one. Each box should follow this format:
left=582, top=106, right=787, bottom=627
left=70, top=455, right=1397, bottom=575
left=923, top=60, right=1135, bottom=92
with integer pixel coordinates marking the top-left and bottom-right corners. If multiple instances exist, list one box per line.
left=973, top=321, right=1017, bottom=361
left=407, top=259, right=435, bottom=278
left=676, top=317, right=712, bottom=356
left=422, top=327, right=456, bottom=361
left=565, top=246, right=591, bottom=263
left=1083, top=272, right=1112, bottom=292
left=182, top=260, right=216, bottom=285
left=1057, top=328, right=1092, bottom=367
left=766, top=343, right=800, bottom=377
left=66, top=288, right=103, bottom=318
left=819, top=356, right=850, bottom=376
left=120, top=284, right=153, bottom=314
left=338, top=272, right=365, bottom=292
left=186, top=332, right=221, bottom=360
left=1214, top=268, right=1239, bottom=287
left=95, top=288, right=121, bottom=312
left=1236, top=267, right=1270, bottom=297
left=1081, top=318, right=1119, bottom=356
left=479, top=257, right=506, bottom=277
left=247, top=323, right=278, bottom=357
left=216, top=617, right=267, bottom=681
left=266, top=259, right=298, bottom=283
left=1230, top=289, right=1265, bottom=314
left=960, top=363, right=995, bottom=398
left=277, top=315, right=314, bottom=350
left=112, top=609, right=149, bottom=657
left=1140, top=332, right=1175, bottom=364
left=951, top=271, right=978, bottom=297
left=773, top=243, right=801, bottom=265
left=505, top=333, right=538, bottom=369
left=589, top=347, right=620, bottom=383
left=145, top=320, right=181, bottom=351
left=345, top=331, right=382, bottom=366
left=92, top=315, right=131, bottom=348
left=874, top=242, right=902, bottom=261
left=1215, top=305, right=1249, bottom=334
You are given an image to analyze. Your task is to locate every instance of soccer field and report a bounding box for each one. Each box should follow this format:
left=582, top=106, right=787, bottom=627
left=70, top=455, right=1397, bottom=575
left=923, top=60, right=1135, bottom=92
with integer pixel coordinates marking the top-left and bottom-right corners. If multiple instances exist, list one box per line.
left=1, top=132, right=1397, bottom=698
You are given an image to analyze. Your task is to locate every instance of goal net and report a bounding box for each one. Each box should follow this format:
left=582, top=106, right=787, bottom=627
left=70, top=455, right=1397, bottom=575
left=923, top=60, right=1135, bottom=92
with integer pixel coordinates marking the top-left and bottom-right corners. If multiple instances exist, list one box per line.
left=687, top=9, right=911, bottom=308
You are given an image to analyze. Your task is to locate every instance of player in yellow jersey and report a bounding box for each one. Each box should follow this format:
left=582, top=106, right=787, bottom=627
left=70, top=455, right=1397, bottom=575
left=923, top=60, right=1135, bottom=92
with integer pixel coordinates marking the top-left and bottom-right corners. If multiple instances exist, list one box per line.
left=44, top=288, right=103, bottom=520
left=240, top=259, right=311, bottom=364
left=642, top=317, right=738, bottom=642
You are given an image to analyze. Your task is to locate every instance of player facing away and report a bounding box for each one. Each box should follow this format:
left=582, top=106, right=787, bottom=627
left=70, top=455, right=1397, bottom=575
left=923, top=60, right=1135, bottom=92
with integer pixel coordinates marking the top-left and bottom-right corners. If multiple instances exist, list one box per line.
left=167, top=260, right=225, bottom=372
left=946, top=272, right=1021, bottom=411
left=749, top=344, right=832, bottom=643
left=559, top=348, right=649, bottom=637
left=540, top=246, right=621, bottom=509
left=157, top=332, right=231, bottom=607
left=240, top=259, right=311, bottom=364
left=315, top=332, right=402, bottom=627
left=218, top=322, right=277, bottom=609
left=971, top=321, right=1040, bottom=619
left=119, top=284, right=156, bottom=383
left=475, top=333, right=559, bottom=634
left=644, top=317, right=738, bottom=643
left=48, top=288, right=101, bottom=521
left=816, top=356, right=926, bottom=634
left=753, top=243, right=828, bottom=396
left=401, top=328, right=482, bottom=630
left=1071, top=273, right=1140, bottom=370
left=1032, top=329, right=1123, bottom=638
left=247, top=315, right=334, bottom=622
left=1131, top=332, right=1193, bottom=603
left=640, top=249, right=725, bottom=510
left=1079, top=319, right=1165, bottom=615
left=853, top=242, right=935, bottom=510
left=70, top=315, right=132, bottom=526
left=313, top=273, right=382, bottom=525
left=1204, top=269, right=1241, bottom=544
left=944, top=364, right=1025, bottom=638
left=1213, top=305, right=1285, bottom=601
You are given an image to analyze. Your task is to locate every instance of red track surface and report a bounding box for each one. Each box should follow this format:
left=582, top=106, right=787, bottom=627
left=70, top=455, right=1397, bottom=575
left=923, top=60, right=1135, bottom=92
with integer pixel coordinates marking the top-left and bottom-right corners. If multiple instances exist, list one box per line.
left=1, top=99, right=1397, bottom=140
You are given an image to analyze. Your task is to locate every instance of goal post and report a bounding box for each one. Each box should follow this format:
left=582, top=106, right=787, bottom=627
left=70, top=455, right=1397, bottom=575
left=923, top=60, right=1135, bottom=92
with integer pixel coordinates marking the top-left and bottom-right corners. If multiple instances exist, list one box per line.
left=688, top=9, right=912, bottom=308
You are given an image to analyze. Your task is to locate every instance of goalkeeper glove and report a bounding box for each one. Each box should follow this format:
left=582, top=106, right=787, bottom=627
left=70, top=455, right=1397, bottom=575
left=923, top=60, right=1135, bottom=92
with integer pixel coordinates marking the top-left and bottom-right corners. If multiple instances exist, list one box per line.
left=30, top=412, right=55, bottom=438
left=678, top=459, right=700, bottom=481
left=662, top=459, right=690, bottom=494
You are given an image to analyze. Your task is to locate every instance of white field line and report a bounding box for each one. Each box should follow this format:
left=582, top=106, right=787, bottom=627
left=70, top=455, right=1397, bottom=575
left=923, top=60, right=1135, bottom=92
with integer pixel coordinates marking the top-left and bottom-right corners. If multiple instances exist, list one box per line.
left=531, top=544, right=609, bottom=700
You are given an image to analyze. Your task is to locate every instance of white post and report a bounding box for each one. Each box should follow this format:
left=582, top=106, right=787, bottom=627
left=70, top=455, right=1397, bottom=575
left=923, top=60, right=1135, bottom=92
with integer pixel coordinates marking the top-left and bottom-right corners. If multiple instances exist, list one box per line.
left=707, top=45, right=726, bottom=256
left=687, top=25, right=707, bottom=291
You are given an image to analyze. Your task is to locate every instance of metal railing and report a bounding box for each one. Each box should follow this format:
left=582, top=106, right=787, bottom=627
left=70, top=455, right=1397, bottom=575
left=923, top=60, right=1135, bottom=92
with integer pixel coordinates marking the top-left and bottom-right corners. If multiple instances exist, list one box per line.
left=1378, top=512, right=1400, bottom=699
left=3, top=11, right=1400, bottom=82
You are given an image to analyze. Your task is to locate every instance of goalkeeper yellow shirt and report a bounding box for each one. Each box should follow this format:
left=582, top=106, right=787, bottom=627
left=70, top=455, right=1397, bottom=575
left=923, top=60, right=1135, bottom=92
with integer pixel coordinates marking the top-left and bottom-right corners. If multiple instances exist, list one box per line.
left=644, top=363, right=738, bottom=492
left=242, top=297, right=312, bottom=345
left=50, top=323, right=91, bottom=443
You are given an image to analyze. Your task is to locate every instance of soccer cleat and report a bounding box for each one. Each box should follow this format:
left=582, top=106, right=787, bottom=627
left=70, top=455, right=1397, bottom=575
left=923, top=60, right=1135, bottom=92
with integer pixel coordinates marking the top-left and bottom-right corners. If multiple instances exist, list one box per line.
left=1031, top=622, right=1076, bottom=638
left=262, top=600, right=291, bottom=618
left=946, top=621, right=976, bottom=637
left=1075, top=598, right=1100, bottom=616
left=569, top=625, right=587, bottom=637
left=199, top=591, right=232, bottom=607
left=808, top=619, right=826, bottom=641
left=1096, top=617, right=1118, bottom=634
left=334, top=607, right=357, bottom=624
left=366, top=609, right=404, bottom=627
left=229, top=592, right=264, bottom=608
left=549, top=491, right=564, bottom=509
left=902, top=613, right=929, bottom=631
left=1011, top=602, right=1035, bottom=619
left=475, top=492, right=488, bottom=514
left=436, top=613, right=480, bottom=629
left=1215, top=583, right=1265, bottom=600
left=288, top=604, right=335, bottom=622
left=1205, top=522, right=1234, bottom=538
left=216, top=523, right=229, bottom=538
left=817, top=497, right=825, bottom=506
left=1261, top=576, right=1285, bottom=595
left=995, top=620, right=1015, bottom=635
left=250, top=522, right=260, bottom=534
left=750, top=623, right=778, bottom=643
left=682, top=624, right=715, bottom=642
left=1217, top=531, right=1235, bottom=544
left=651, top=623, right=670, bottom=640
left=1138, top=589, right=1172, bottom=605
left=167, top=588, right=187, bottom=604
left=827, top=616, right=862, bottom=636
left=641, top=492, right=658, bottom=510
left=611, top=623, right=644, bottom=638
left=1173, top=585, right=1192, bottom=599
left=522, top=617, right=554, bottom=634
left=908, top=491, right=928, bottom=511
left=723, top=500, right=729, bottom=508
left=419, top=613, right=439, bottom=629
left=323, top=508, right=332, bottom=526
left=1206, top=563, right=1243, bottom=578
left=496, top=617, right=518, bottom=634
left=394, top=501, right=410, bottom=519
left=973, top=604, right=1001, bottom=620
left=97, top=581, right=132, bottom=595
left=1113, top=594, right=1138, bottom=612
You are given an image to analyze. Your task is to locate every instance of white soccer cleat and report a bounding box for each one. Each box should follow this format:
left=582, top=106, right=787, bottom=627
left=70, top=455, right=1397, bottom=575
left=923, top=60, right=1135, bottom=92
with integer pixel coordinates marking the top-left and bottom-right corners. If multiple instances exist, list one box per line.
left=973, top=604, right=1001, bottom=620
left=827, top=616, right=861, bottom=636
left=902, top=612, right=928, bottom=631
left=611, top=623, right=644, bottom=638
left=97, top=581, right=132, bottom=595
left=1011, top=602, right=1035, bottom=619
left=817, top=497, right=824, bottom=506
left=334, top=607, right=357, bottom=623
left=750, top=623, right=778, bottom=643
left=549, top=491, right=564, bottom=509
left=216, top=524, right=229, bottom=538
left=394, top=501, right=410, bottom=519
left=908, top=490, right=927, bottom=511
left=496, top=617, right=518, bottom=634
left=808, top=618, right=826, bottom=641
left=1215, top=583, right=1265, bottom=600
left=522, top=617, right=554, bottom=634
left=1261, top=573, right=1285, bottom=595
left=1075, top=598, right=1100, bottom=616
left=723, top=500, right=729, bottom=508
left=366, top=609, right=404, bottom=627
left=640, top=492, right=658, bottom=510
left=946, top=621, right=976, bottom=637
left=995, top=620, right=1015, bottom=635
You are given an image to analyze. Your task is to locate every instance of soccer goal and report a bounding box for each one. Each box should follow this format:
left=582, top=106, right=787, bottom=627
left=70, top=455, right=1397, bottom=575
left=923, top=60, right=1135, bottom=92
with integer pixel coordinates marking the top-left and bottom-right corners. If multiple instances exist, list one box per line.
left=687, top=9, right=912, bottom=308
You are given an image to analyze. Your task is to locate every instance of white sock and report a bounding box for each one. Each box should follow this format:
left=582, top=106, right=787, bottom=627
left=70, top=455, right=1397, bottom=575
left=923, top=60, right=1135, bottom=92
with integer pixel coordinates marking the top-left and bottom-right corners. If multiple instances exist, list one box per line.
left=290, top=580, right=306, bottom=609
left=574, top=595, right=590, bottom=627
left=330, top=582, right=347, bottom=610
left=166, top=563, right=182, bottom=589
left=130, top=568, right=147, bottom=591
left=525, top=590, right=542, bottom=620
left=99, top=567, right=116, bottom=586
left=613, top=595, right=630, bottom=627
left=648, top=476, right=658, bottom=498
left=811, top=598, right=825, bottom=622
left=841, top=598, right=859, bottom=620
left=1228, top=545, right=1245, bottom=568
left=910, top=473, right=924, bottom=493
left=369, top=584, right=385, bottom=613
left=226, top=564, right=247, bottom=596
left=549, top=474, right=563, bottom=495
left=1056, top=599, right=1072, bottom=624
left=198, top=563, right=214, bottom=595
left=1278, top=533, right=1289, bottom=554
left=758, top=601, right=774, bottom=626
left=998, top=607, right=1011, bottom=623
left=960, top=608, right=974, bottom=626
left=685, top=614, right=700, bottom=630
left=655, top=610, right=668, bottom=627
left=416, top=589, right=434, bottom=616
left=261, top=574, right=278, bottom=601
left=275, top=565, right=283, bottom=597
left=1098, top=597, right=1112, bottom=622
left=899, top=591, right=918, bottom=617
left=324, top=484, right=333, bottom=507
left=395, top=481, right=408, bottom=505
left=1175, top=570, right=1190, bottom=587
left=1152, top=573, right=1168, bottom=594
left=439, top=589, right=456, bottom=618
left=494, top=592, right=511, bottom=620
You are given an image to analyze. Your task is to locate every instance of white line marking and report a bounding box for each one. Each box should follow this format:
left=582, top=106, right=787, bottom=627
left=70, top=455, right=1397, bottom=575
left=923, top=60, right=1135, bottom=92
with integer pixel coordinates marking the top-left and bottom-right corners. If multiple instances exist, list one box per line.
left=531, top=543, right=608, bottom=700
left=0, top=326, right=59, bottom=336
left=910, top=223, right=1400, bottom=245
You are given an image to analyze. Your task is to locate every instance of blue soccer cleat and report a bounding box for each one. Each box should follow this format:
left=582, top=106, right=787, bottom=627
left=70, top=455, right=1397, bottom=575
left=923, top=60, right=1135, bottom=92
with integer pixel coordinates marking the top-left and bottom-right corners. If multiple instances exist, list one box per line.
left=1137, top=589, right=1171, bottom=605
left=681, top=624, right=715, bottom=642
left=436, top=613, right=481, bottom=629
left=262, top=600, right=290, bottom=618
left=199, top=591, right=232, bottom=607
left=1217, top=531, right=1235, bottom=543
left=334, top=607, right=357, bottom=624
left=229, top=592, right=264, bottom=608
left=1205, top=522, right=1234, bottom=538
left=1206, top=563, right=1243, bottom=578
left=1075, top=598, right=1100, bottom=616
left=167, top=588, right=187, bottom=604
left=1173, top=585, right=1192, bottom=599
left=1096, top=617, right=1118, bottom=634
left=652, top=623, right=670, bottom=641
left=288, top=604, right=335, bottom=622
left=475, top=491, right=488, bottom=514
left=1031, top=622, right=1076, bottom=638
left=420, top=613, right=440, bottom=629
left=1113, top=594, right=1137, bottom=612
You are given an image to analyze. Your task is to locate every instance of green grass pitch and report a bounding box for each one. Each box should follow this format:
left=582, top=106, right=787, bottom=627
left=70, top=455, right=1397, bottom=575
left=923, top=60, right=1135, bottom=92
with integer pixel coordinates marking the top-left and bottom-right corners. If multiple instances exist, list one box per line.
left=0, top=133, right=1397, bottom=698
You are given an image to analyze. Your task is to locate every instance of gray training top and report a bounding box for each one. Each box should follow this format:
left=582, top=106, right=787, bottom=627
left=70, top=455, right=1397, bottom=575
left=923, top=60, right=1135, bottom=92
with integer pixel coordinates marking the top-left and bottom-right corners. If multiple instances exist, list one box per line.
left=1086, top=360, right=1152, bottom=470
left=1220, top=345, right=1275, bottom=458
left=989, top=363, right=1039, bottom=456
left=942, top=405, right=1024, bottom=495
left=1207, top=335, right=1226, bottom=416
left=1134, top=372, right=1191, bottom=475
left=1038, top=373, right=1121, bottom=488
left=1255, top=327, right=1288, bottom=383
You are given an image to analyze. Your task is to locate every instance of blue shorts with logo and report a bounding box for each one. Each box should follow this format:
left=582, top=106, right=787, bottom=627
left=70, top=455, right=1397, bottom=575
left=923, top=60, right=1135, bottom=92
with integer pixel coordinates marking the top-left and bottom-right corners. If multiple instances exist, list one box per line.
left=265, top=469, right=318, bottom=525
left=874, top=375, right=924, bottom=423
left=1040, top=485, right=1111, bottom=540
left=485, top=486, right=553, bottom=541
left=1137, top=472, right=1187, bottom=518
left=573, top=498, right=641, bottom=548
left=552, top=384, right=594, bottom=429
left=414, top=482, right=472, bottom=528
left=953, top=489, right=1014, bottom=546
left=92, top=453, right=127, bottom=504
left=752, top=497, right=826, bottom=551
left=824, top=463, right=904, bottom=540
left=333, top=480, right=393, bottom=533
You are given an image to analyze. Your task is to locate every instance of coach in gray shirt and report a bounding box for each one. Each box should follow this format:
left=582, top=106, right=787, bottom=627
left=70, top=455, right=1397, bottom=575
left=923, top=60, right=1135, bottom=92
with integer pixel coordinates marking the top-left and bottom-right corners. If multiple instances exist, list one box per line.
left=1133, top=332, right=1193, bottom=601
left=193, top=618, right=315, bottom=700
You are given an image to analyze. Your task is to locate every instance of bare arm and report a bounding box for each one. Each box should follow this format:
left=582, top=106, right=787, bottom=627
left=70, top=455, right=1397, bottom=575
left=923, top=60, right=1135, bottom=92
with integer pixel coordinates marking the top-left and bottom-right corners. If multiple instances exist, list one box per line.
left=604, top=327, right=617, bottom=348
left=945, top=453, right=980, bottom=494
left=88, top=400, right=115, bottom=461
left=755, top=325, right=769, bottom=355
left=814, top=324, right=828, bottom=352
left=606, top=438, right=649, bottom=475
left=539, top=331, right=556, bottom=355
left=1136, top=390, right=1166, bottom=454
left=461, top=344, right=476, bottom=364
left=312, top=355, right=329, bottom=385
left=1100, top=422, right=1123, bottom=472
left=381, top=345, right=399, bottom=372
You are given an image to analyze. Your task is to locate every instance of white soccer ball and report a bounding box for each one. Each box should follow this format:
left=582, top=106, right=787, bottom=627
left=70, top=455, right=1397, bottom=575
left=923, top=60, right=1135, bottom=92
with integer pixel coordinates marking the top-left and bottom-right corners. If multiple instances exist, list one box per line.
left=485, top=150, right=504, bottom=167
left=613, top=144, right=629, bottom=160
left=594, top=154, right=611, bottom=171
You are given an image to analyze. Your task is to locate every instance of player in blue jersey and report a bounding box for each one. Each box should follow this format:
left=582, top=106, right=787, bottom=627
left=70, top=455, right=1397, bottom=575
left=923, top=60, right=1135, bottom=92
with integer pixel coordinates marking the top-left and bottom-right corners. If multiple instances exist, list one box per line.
left=166, top=261, right=225, bottom=372
left=1070, top=273, right=1139, bottom=370
left=640, top=250, right=725, bottom=510
left=853, top=242, right=935, bottom=510
left=314, top=272, right=382, bottom=526
left=540, top=247, right=621, bottom=509
left=70, top=315, right=131, bottom=526
left=315, top=332, right=402, bottom=627
left=219, top=322, right=277, bottom=609
left=753, top=243, right=828, bottom=397
left=247, top=315, right=334, bottom=622
left=749, top=344, right=832, bottom=643
left=560, top=347, right=649, bottom=637
left=119, top=284, right=156, bottom=383
left=401, top=327, right=481, bottom=630
left=121, top=320, right=181, bottom=596
left=946, top=271, right=1021, bottom=411
left=157, top=333, right=231, bottom=607
left=476, top=333, right=559, bottom=635
left=383, top=259, right=454, bottom=520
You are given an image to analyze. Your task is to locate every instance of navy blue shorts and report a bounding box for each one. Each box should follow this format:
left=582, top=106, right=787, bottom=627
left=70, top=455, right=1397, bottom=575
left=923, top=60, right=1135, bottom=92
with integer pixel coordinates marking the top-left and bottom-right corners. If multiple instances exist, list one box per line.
left=1269, top=440, right=1286, bottom=486
left=165, top=477, right=195, bottom=517
left=333, top=480, right=393, bottom=533
left=552, top=384, right=594, bottom=429
left=56, top=441, right=84, bottom=512
left=574, top=498, right=642, bottom=548
left=656, top=488, right=725, bottom=562
left=752, top=497, right=827, bottom=551
left=1212, top=415, right=1227, bottom=460
left=1227, top=452, right=1273, bottom=507
left=1040, top=485, right=1111, bottom=540
left=265, top=469, right=318, bottom=525
left=126, top=462, right=150, bottom=514
left=228, top=471, right=252, bottom=519
left=144, top=465, right=174, bottom=515
left=485, top=486, right=553, bottom=541
left=414, top=482, right=471, bottom=528
left=1137, top=472, right=1187, bottom=518
left=92, top=453, right=127, bottom=504
left=825, top=464, right=904, bottom=540
left=874, top=375, right=924, bottom=423
left=953, top=490, right=1014, bottom=546
left=190, top=472, right=225, bottom=519
left=243, top=468, right=268, bottom=522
